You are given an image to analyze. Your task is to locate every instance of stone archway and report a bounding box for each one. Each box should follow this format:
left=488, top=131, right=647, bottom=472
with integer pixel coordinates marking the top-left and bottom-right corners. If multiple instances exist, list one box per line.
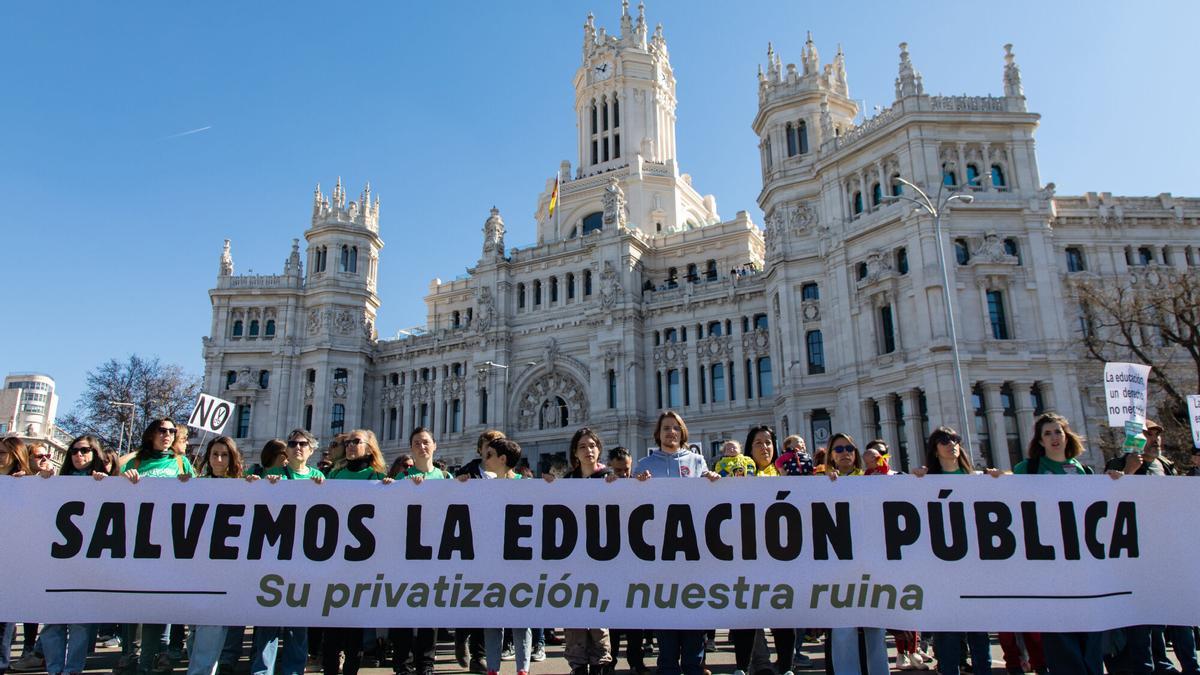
left=516, top=371, right=588, bottom=432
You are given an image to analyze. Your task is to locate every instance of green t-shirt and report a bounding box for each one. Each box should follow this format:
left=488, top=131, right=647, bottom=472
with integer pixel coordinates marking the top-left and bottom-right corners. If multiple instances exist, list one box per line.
left=328, top=465, right=388, bottom=480
left=1013, top=456, right=1088, bottom=475
left=403, top=466, right=450, bottom=480
left=121, top=452, right=195, bottom=478
left=265, top=464, right=321, bottom=480
left=943, top=468, right=968, bottom=475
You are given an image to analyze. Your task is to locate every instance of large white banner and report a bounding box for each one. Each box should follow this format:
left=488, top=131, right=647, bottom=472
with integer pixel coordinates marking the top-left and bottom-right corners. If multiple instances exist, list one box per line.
left=1188, top=394, right=1200, bottom=449
left=1, top=475, right=1198, bottom=631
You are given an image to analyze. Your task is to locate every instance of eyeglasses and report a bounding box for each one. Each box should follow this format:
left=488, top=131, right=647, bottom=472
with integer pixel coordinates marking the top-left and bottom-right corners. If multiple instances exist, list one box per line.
left=831, top=445, right=855, bottom=454
left=69, top=447, right=94, bottom=455
left=156, top=427, right=178, bottom=436
left=345, top=439, right=365, bottom=446
left=287, top=440, right=310, bottom=448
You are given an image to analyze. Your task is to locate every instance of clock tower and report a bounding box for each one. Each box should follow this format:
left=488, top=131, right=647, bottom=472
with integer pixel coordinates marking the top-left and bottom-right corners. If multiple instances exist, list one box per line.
left=574, top=1, right=677, bottom=177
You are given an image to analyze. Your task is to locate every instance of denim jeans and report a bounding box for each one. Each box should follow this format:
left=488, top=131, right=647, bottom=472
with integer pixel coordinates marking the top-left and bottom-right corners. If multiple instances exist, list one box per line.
left=1041, top=631, right=1102, bottom=675
left=1, top=622, right=14, bottom=671
left=186, top=626, right=228, bottom=675
left=484, top=628, right=530, bottom=673
left=1168, top=626, right=1200, bottom=674
left=41, top=623, right=94, bottom=674
left=252, top=626, right=309, bottom=675
left=829, top=628, right=889, bottom=675
left=654, top=630, right=705, bottom=675
left=138, top=624, right=168, bottom=675
left=932, top=632, right=991, bottom=675
left=221, top=627, right=244, bottom=667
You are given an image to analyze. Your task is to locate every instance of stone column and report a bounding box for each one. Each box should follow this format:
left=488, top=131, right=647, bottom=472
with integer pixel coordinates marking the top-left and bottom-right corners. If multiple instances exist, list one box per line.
left=903, top=389, right=925, bottom=471
left=861, top=398, right=876, bottom=440
left=982, top=382, right=1010, bottom=471
left=1012, top=380, right=1036, bottom=453
left=1037, top=380, right=1056, bottom=414
left=879, top=394, right=900, bottom=453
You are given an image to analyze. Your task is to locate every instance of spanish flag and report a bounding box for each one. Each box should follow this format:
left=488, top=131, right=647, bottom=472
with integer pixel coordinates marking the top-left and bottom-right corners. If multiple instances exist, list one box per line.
left=548, top=175, right=560, bottom=217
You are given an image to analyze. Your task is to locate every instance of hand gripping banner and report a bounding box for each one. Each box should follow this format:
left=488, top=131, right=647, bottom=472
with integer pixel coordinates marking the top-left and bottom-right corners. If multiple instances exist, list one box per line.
left=1, top=475, right=1197, bottom=630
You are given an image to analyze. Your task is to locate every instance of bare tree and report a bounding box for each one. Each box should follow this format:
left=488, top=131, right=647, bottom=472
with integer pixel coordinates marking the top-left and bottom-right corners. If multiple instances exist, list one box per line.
left=58, top=355, right=202, bottom=451
left=1071, top=266, right=1200, bottom=458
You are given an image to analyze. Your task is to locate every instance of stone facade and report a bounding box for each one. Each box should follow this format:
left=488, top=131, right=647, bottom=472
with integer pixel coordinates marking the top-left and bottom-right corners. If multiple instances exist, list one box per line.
left=203, top=7, right=1200, bottom=471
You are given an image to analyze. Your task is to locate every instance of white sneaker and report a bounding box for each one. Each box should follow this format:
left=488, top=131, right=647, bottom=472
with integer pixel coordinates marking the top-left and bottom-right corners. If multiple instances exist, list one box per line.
left=895, top=653, right=913, bottom=670
left=908, top=652, right=930, bottom=670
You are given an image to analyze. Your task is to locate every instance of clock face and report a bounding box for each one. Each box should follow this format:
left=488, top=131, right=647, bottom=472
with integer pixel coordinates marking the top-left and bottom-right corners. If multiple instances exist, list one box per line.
left=593, top=61, right=613, bottom=81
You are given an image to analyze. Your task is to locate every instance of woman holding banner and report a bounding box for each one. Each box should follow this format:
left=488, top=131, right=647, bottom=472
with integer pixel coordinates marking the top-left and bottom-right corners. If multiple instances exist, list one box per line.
left=391, top=427, right=444, bottom=675
left=251, top=429, right=321, bottom=675
left=39, top=435, right=109, bottom=675
left=824, top=433, right=889, bottom=675
left=1011, top=413, right=1103, bottom=674
left=188, top=436, right=247, bottom=675
left=728, top=425, right=797, bottom=675
left=322, top=430, right=391, bottom=675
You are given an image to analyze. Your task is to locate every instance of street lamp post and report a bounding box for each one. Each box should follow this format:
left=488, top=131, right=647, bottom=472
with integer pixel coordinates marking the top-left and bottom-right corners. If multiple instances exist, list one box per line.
left=885, top=177, right=977, bottom=460
left=108, top=400, right=136, bottom=453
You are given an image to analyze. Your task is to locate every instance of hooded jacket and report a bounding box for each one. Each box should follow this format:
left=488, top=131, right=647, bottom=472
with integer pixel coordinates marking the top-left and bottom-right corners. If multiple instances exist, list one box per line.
left=634, top=447, right=709, bottom=479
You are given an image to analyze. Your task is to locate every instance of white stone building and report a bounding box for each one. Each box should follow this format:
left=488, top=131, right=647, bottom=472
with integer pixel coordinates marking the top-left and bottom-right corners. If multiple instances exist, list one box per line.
left=202, top=6, right=1200, bottom=471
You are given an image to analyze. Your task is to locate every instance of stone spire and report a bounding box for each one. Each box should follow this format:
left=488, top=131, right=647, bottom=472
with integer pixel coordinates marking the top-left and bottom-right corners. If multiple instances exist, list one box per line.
left=1003, top=43, right=1024, bottom=98
left=894, top=42, right=924, bottom=100
left=620, top=0, right=633, bottom=41
left=219, top=239, right=234, bottom=277
left=766, top=42, right=781, bottom=81
left=802, top=31, right=819, bottom=76
left=285, top=238, right=302, bottom=277
left=481, top=207, right=506, bottom=260
left=832, top=44, right=848, bottom=95
left=635, top=2, right=647, bottom=46
left=332, top=177, right=345, bottom=208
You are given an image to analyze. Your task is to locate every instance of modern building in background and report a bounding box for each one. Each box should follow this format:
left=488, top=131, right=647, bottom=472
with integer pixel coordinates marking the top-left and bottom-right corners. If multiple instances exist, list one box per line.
left=203, top=6, right=1199, bottom=471
left=1, top=372, right=71, bottom=464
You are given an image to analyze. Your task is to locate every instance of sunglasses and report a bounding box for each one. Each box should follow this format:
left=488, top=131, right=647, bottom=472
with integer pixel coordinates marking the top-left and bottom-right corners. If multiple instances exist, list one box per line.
left=831, top=445, right=856, bottom=454
left=287, top=440, right=310, bottom=448
left=69, top=447, right=94, bottom=455
left=33, top=453, right=52, bottom=461
left=156, top=427, right=178, bottom=436
left=934, top=434, right=961, bottom=445
left=345, top=439, right=365, bottom=446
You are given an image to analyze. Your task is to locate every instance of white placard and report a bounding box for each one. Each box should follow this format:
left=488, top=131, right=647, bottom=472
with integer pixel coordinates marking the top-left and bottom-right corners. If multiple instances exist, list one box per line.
left=2, top=475, right=1198, bottom=632
left=1188, top=394, right=1200, bottom=449
left=187, top=393, right=234, bottom=434
left=1103, top=362, right=1152, bottom=427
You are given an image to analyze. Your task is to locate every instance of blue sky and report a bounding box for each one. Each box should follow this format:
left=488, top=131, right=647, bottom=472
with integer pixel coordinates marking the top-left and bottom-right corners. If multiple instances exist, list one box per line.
left=3, top=1, right=1195, bottom=417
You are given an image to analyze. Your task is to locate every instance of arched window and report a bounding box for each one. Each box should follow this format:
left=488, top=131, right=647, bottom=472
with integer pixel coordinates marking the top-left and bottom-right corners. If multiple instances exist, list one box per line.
left=225, top=370, right=237, bottom=388
left=249, top=320, right=260, bottom=337
left=1138, top=247, right=1154, bottom=266
left=349, top=246, right=358, bottom=273
left=613, top=97, right=620, bottom=127
left=333, top=368, right=348, bottom=384
left=303, top=405, right=313, bottom=431
left=785, top=122, right=798, bottom=157
left=871, top=182, right=883, bottom=207
left=582, top=211, right=603, bottom=236
left=306, top=368, right=316, bottom=384
left=550, top=276, right=559, bottom=303
left=583, top=269, right=593, bottom=295
left=966, top=164, right=981, bottom=187
left=705, top=259, right=718, bottom=281
left=896, top=247, right=909, bottom=275
left=798, top=120, right=809, bottom=154
left=664, top=328, right=677, bottom=343
left=806, top=331, right=825, bottom=374
left=330, top=404, right=345, bottom=434
left=590, top=101, right=598, bottom=135
left=753, top=313, right=768, bottom=330
left=891, top=173, right=903, bottom=196
left=801, top=282, right=820, bottom=300
left=258, top=370, right=270, bottom=389
left=707, top=321, right=722, bottom=337
left=340, top=245, right=350, bottom=272
left=667, top=370, right=681, bottom=408
left=264, top=319, right=276, bottom=337
left=533, top=280, right=542, bottom=306
left=601, top=95, right=609, bottom=131
left=942, top=163, right=957, bottom=187
left=857, top=261, right=869, bottom=280
left=566, top=273, right=575, bottom=299
left=517, top=283, right=526, bottom=309
left=451, top=311, right=461, bottom=328
left=232, top=320, right=244, bottom=338
left=990, top=164, right=1007, bottom=188
left=686, top=263, right=698, bottom=282
left=1003, top=238, right=1021, bottom=264
left=852, top=191, right=864, bottom=215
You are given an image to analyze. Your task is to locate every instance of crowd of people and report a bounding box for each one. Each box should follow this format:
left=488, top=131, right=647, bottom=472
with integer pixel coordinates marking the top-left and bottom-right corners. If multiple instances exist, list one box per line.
left=1, top=408, right=1197, bottom=675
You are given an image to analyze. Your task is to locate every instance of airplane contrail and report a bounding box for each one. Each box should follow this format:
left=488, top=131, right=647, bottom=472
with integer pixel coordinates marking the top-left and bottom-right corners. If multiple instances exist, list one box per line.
left=161, top=125, right=212, bottom=140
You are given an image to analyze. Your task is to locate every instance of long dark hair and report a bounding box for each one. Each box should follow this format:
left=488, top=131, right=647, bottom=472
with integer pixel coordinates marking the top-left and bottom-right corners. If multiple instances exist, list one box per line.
left=60, top=434, right=107, bottom=476
left=826, top=432, right=862, bottom=473
left=568, top=427, right=604, bottom=467
left=200, top=436, right=244, bottom=478
left=1026, top=412, right=1085, bottom=460
left=137, top=418, right=178, bottom=458
left=744, top=425, right=776, bottom=471
left=924, top=426, right=974, bottom=474
left=1, top=436, right=32, bottom=476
